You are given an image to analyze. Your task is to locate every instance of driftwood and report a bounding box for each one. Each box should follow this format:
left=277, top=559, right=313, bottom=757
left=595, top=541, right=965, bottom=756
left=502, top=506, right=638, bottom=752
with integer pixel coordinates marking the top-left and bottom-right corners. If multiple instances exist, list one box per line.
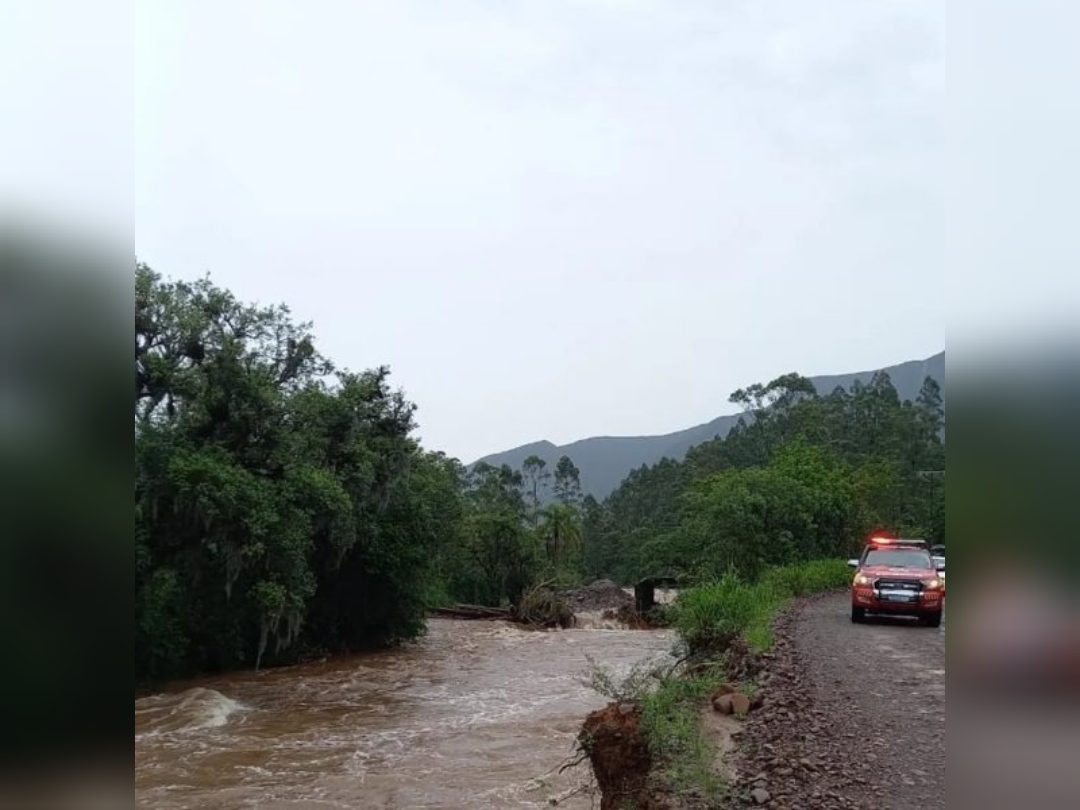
left=514, top=581, right=574, bottom=628
left=431, top=604, right=513, bottom=621
left=431, top=582, right=573, bottom=628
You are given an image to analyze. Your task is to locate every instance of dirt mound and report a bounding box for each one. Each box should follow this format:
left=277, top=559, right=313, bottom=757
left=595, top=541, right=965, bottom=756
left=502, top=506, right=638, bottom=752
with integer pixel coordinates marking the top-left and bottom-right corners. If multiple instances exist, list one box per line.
left=580, top=702, right=669, bottom=810
left=560, top=579, right=635, bottom=612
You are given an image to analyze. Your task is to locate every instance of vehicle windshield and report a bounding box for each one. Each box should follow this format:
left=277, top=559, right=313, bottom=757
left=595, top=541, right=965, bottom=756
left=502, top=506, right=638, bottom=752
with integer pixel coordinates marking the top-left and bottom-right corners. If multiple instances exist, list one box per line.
left=862, top=549, right=932, bottom=568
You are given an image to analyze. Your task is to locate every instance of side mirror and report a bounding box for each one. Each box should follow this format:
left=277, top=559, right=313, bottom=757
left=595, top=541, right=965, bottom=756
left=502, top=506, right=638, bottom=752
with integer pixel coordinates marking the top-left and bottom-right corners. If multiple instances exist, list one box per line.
left=847, top=559, right=859, bottom=569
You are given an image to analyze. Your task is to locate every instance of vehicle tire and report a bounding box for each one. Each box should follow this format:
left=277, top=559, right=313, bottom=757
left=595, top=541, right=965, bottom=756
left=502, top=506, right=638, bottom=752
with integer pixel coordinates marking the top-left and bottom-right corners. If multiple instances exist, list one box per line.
left=922, top=611, right=942, bottom=628
left=851, top=606, right=866, bottom=623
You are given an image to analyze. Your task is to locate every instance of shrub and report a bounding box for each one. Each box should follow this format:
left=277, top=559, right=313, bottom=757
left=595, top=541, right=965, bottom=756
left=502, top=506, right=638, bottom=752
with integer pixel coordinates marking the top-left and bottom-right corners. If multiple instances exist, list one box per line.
left=673, top=572, right=760, bottom=655
left=675, top=559, right=851, bottom=655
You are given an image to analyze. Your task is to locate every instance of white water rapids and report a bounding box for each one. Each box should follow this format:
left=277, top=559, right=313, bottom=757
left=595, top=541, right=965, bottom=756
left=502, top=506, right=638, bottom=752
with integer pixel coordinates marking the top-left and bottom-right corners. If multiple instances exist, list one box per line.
left=135, top=618, right=674, bottom=808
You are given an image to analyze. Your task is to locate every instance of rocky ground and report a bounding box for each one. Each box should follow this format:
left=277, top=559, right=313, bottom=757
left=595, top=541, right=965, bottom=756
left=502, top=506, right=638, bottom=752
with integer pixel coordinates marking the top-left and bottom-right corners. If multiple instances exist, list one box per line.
left=725, top=592, right=945, bottom=809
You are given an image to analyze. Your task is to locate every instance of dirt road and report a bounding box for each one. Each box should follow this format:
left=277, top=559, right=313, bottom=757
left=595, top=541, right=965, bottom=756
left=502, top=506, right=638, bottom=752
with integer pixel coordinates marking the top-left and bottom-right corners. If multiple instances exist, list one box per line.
left=729, top=592, right=945, bottom=809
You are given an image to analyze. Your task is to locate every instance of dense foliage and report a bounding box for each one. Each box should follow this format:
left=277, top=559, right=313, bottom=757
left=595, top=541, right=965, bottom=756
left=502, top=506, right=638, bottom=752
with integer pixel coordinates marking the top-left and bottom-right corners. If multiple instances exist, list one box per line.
left=135, top=268, right=590, bottom=682
left=135, top=267, right=467, bottom=680
left=584, top=370, right=945, bottom=583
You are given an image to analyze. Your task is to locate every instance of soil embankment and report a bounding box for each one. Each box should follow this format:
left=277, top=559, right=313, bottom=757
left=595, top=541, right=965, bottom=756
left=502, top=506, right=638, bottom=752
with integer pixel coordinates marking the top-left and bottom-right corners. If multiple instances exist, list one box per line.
left=579, top=702, right=662, bottom=810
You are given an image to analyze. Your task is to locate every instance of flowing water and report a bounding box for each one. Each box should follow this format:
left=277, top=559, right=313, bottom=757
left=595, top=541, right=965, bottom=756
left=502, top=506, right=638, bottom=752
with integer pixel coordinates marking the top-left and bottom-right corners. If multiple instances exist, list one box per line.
left=135, top=619, right=674, bottom=808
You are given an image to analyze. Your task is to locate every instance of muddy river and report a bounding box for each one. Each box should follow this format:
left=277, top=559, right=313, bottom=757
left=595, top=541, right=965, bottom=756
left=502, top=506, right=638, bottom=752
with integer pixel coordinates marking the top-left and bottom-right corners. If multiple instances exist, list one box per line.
left=135, top=617, right=674, bottom=808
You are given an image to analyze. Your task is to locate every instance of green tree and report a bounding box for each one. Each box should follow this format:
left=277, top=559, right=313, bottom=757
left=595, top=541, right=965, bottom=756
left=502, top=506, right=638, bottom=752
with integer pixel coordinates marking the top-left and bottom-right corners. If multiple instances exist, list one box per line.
left=539, top=503, right=584, bottom=572
left=597, top=368, right=945, bottom=582
left=136, top=266, right=466, bottom=682
left=521, top=454, right=551, bottom=527
left=552, top=455, right=582, bottom=507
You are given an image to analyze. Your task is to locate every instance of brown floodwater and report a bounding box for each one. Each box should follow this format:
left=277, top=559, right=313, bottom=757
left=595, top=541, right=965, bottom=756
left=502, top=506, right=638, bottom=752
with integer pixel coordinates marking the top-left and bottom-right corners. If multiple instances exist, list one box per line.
left=135, top=618, right=674, bottom=808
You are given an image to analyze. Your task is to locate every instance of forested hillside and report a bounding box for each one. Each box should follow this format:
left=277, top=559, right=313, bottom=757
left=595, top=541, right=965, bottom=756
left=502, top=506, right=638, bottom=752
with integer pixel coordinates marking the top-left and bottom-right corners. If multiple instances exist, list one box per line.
left=581, top=372, right=945, bottom=583
left=475, top=353, right=944, bottom=500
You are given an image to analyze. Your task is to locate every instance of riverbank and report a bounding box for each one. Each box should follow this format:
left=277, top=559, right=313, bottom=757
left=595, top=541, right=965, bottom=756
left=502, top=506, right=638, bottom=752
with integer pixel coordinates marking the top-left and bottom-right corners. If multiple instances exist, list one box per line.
left=579, top=560, right=852, bottom=808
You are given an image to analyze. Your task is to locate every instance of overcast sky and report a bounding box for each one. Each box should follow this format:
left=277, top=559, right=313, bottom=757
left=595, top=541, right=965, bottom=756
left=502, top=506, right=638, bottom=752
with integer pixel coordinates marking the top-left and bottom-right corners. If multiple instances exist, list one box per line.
left=135, top=0, right=944, bottom=462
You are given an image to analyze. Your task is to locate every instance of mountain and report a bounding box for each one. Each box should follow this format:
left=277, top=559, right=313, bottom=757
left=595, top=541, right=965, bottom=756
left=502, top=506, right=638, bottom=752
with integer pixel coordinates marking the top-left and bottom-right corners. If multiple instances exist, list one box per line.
left=473, top=351, right=944, bottom=501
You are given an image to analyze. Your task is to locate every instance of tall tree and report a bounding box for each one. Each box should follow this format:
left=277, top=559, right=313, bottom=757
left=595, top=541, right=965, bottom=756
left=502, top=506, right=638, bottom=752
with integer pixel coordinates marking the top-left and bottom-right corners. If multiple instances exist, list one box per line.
left=916, top=376, right=944, bottom=436
left=552, top=455, right=582, bottom=507
left=539, top=503, right=583, bottom=570
left=521, top=454, right=551, bottom=527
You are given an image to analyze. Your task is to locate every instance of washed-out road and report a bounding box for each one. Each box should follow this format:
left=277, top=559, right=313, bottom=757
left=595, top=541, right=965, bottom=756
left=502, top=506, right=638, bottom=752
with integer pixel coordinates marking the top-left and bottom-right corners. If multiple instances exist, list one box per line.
left=729, top=592, right=945, bottom=809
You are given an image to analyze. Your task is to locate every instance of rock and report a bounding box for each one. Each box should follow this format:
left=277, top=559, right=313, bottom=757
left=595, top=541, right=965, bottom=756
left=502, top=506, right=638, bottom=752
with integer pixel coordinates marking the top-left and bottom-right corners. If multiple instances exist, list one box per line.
left=731, top=692, right=752, bottom=716
left=712, top=693, right=735, bottom=714
left=751, top=787, right=772, bottom=804
left=711, top=683, right=735, bottom=699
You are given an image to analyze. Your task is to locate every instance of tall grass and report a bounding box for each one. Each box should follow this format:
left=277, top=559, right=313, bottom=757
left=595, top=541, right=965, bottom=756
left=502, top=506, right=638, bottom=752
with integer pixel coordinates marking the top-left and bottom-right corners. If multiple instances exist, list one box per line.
left=674, top=558, right=851, bottom=654
left=673, top=572, right=761, bottom=654
left=639, top=671, right=729, bottom=801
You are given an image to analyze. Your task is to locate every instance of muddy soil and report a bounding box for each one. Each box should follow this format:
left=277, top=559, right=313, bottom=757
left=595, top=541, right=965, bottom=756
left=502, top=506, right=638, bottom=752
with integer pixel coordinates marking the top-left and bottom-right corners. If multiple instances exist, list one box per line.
left=727, top=592, right=945, bottom=809
left=580, top=702, right=662, bottom=810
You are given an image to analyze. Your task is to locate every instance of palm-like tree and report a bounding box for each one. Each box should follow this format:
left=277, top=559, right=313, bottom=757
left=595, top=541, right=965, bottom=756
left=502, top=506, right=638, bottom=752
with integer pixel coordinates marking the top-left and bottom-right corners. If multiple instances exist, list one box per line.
left=540, top=504, right=583, bottom=568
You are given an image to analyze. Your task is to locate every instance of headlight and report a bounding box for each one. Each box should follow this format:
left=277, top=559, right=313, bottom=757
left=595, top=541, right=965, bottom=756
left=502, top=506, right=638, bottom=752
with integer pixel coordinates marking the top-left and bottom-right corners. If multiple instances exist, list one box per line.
left=922, top=578, right=942, bottom=590
left=854, top=574, right=873, bottom=586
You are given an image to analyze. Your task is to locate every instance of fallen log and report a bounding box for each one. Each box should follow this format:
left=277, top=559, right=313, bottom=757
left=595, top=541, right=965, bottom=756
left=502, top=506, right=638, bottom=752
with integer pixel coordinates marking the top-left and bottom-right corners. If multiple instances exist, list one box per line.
left=431, top=604, right=512, bottom=620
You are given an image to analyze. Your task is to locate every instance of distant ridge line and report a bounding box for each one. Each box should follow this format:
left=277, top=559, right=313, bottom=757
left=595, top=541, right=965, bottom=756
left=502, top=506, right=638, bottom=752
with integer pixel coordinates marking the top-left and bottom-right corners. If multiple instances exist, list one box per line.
left=474, top=351, right=944, bottom=500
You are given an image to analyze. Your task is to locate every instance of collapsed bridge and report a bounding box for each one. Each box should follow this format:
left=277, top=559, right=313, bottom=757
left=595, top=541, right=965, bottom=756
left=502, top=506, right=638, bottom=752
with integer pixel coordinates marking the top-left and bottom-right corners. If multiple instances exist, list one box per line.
left=634, top=576, right=682, bottom=615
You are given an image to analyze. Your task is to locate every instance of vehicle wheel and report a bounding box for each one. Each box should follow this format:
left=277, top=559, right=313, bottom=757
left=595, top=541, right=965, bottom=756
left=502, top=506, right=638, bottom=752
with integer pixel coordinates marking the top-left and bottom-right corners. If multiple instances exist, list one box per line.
left=922, top=611, right=942, bottom=628
left=851, top=606, right=866, bottom=623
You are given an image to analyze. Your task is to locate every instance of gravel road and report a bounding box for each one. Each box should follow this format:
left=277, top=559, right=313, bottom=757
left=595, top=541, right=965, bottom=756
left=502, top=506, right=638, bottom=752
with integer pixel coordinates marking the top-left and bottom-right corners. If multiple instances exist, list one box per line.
left=728, top=592, right=945, bottom=809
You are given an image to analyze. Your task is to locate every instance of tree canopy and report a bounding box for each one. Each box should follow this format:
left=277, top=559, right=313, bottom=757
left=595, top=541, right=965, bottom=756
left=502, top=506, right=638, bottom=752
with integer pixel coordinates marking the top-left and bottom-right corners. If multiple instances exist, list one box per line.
left=582, top=370, right=945, bottom=583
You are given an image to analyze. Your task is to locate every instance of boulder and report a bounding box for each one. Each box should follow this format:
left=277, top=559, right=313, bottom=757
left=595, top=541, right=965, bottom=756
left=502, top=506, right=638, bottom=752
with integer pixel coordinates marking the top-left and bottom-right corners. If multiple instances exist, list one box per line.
left=712, top=693, right=735, bottom=714
left=731, top=692, right=751, bottom=716
left=750, top=787, right=771, bottom=804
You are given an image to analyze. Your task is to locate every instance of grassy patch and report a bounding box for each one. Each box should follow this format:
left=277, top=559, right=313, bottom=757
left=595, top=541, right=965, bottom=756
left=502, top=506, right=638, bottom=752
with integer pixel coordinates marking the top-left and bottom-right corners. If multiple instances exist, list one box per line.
left=758, top=558, right=853, bottom=598
left=639, top=670, right=729, bottom=802
left=745, top=559, right=851, bottom=650
left=674, top=559, right=851, bottom=655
